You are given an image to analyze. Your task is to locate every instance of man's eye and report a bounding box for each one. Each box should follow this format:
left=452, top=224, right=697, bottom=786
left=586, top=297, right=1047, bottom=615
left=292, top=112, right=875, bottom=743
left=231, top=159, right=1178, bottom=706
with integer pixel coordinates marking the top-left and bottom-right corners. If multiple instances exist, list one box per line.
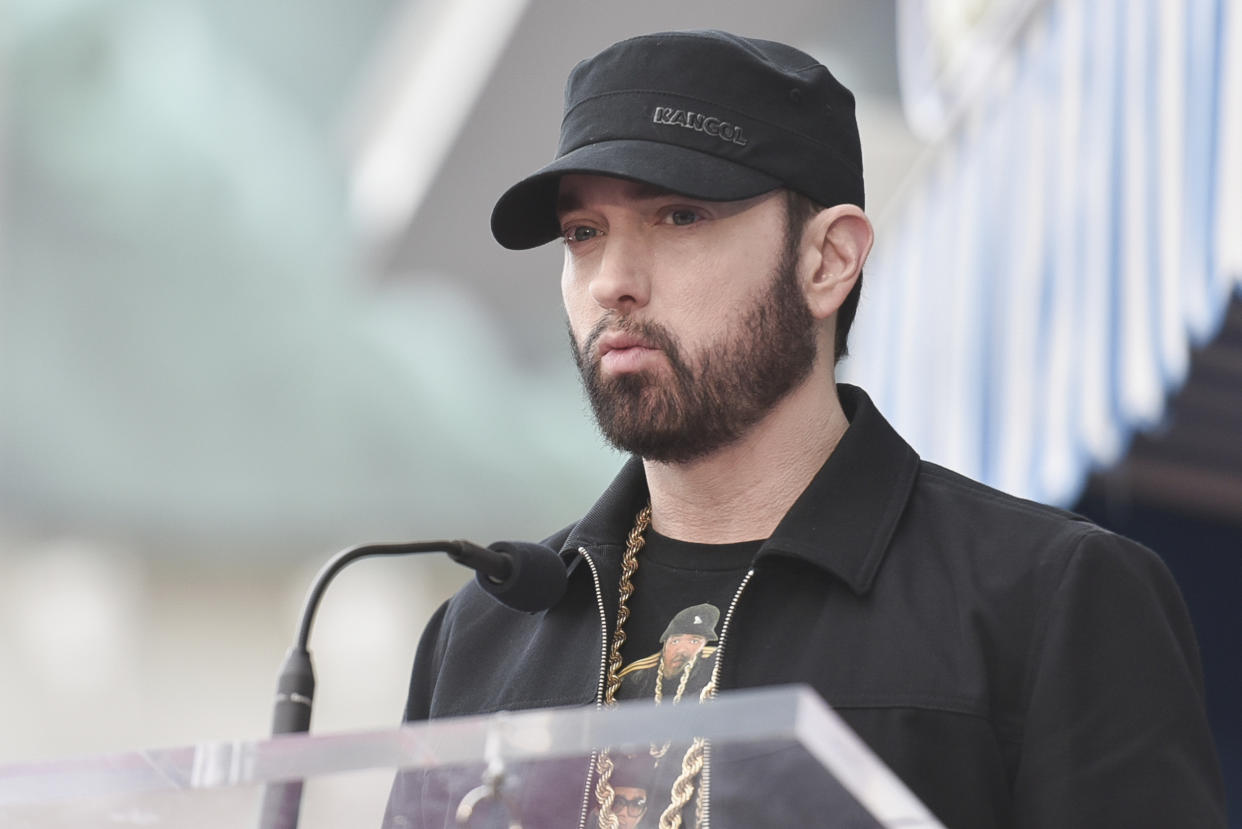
left=564, top=226, right=598, bottom=243
left=667, top=209, right=700, bottom=226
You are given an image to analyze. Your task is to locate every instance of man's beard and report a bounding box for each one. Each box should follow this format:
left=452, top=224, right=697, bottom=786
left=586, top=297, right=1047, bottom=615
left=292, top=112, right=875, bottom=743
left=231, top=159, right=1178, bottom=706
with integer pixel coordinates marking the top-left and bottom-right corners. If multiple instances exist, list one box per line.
left=569, top=230, right=818, bottom=464
left=664, top=652, right=693, bottom=675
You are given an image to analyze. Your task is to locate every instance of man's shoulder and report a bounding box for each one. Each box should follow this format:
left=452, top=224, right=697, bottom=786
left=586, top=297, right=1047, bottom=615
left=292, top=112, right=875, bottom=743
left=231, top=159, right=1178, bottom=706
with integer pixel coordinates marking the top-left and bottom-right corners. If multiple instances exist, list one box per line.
left=618, top=652, right=660, bottom=677
left=538, top=522, right=577, bottom=553
left=902, top=459, right=1162, bottom=580
left=913, top=459, right=1096, bottom=537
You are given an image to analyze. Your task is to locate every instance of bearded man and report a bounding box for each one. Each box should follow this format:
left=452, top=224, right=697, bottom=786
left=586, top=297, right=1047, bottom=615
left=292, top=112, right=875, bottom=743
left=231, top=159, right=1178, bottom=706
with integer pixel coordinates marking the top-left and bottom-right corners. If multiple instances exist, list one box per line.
left=617, top=603, right=720, bottom=702
left=389, top=30, right=1224, bottom=829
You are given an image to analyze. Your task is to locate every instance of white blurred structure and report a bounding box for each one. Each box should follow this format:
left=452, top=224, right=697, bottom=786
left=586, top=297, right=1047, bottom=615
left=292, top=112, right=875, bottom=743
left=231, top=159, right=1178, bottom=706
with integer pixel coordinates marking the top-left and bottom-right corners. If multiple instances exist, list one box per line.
left=845, top=0, right=1242, bottom=507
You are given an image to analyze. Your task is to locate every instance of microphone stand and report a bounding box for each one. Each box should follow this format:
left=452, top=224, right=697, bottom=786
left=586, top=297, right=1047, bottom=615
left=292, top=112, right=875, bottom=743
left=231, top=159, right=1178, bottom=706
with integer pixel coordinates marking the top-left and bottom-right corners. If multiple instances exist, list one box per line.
left=257, top=539, right=514, bottom=829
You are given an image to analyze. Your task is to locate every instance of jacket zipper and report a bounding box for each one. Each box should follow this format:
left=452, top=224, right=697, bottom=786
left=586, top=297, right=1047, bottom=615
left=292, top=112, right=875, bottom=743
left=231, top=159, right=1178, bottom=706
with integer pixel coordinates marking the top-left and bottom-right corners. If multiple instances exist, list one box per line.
left=574, top=552, right=756, bottom=829
left=697, top=566, right=756, bottom=829
left=577, top=547, right=610, bottom=829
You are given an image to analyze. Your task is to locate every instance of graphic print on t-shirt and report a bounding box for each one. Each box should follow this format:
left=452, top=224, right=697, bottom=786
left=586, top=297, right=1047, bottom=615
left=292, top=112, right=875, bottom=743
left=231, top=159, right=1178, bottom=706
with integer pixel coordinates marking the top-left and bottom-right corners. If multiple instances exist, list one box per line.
left=605, top=603, right=723, bottom=829
left=616, top=602, right=722, bottom=705
left=596, top=530, right=757, bottom=829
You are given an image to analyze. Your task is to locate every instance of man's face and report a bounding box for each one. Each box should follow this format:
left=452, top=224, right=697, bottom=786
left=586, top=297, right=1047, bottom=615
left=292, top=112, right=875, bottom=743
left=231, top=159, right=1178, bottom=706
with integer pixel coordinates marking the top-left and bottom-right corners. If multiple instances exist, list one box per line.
left=610, top=785, right=647, bottom=829
left=661, top=633, right=707, bottom=676
left=558, top=175, right=818, bottom=464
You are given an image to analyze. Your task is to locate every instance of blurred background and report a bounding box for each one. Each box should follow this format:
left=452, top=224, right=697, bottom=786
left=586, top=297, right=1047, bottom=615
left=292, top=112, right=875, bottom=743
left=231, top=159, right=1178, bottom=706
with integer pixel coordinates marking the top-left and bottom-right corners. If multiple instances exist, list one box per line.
left=1, top=0, right=1238, bottom=819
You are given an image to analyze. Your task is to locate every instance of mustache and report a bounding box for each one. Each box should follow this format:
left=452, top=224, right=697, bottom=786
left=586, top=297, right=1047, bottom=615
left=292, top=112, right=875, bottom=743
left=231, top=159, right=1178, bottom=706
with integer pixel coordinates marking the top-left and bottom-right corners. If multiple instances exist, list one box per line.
left=581, top=315, right=683, bottom=362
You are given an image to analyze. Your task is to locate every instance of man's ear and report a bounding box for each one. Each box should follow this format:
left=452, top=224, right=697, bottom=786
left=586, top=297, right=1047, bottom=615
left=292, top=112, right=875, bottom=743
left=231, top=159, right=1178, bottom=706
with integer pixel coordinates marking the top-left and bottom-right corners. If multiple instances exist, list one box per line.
left=801, top=205, right=873, bottom=321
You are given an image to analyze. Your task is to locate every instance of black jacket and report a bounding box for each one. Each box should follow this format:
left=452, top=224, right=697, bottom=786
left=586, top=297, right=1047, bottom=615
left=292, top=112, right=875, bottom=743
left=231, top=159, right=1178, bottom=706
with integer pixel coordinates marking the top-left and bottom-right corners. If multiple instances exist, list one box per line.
left=401, top=385, right=1225, bottom=828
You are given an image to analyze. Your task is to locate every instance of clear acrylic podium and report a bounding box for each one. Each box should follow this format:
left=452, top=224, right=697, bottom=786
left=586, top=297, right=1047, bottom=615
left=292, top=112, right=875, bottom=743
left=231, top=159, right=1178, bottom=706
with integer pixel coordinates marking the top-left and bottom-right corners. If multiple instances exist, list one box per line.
left=0, top=685, right=945, bottom=828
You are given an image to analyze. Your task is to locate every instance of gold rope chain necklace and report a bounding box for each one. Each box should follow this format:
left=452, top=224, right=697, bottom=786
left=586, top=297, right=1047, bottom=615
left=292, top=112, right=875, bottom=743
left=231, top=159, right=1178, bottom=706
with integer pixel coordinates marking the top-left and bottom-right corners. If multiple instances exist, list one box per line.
left=594, top=503, right=712, bottom=829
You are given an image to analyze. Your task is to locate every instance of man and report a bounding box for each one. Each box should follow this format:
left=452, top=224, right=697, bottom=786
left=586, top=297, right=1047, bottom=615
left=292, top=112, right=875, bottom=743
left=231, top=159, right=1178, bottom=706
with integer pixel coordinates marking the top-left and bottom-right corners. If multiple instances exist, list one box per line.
left=393, top=30, right=1225, bottom=829
left=612, top=603, right=720, bottom=825
left=618, top=603, right=720, bottom=702
left=585, top=753, right=654, bottom=829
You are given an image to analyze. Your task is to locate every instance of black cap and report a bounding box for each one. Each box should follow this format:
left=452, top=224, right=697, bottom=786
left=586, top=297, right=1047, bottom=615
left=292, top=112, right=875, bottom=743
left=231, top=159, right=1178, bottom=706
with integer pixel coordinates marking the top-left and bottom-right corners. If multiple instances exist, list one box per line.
left=610, top=753, right=655, bottom=791
left=491, top=30, right=865, bottom=250
left=659, top=603, right=721, bottom=643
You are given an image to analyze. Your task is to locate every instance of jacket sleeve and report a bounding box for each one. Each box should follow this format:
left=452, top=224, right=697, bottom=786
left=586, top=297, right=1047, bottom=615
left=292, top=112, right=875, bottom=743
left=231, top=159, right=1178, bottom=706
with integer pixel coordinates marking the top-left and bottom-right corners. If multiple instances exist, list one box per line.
left=384, top=600, right=453, bottom=829
left=403, top=599, right=451, bottom=722
left=1011, top=529, right=1226, bottom=828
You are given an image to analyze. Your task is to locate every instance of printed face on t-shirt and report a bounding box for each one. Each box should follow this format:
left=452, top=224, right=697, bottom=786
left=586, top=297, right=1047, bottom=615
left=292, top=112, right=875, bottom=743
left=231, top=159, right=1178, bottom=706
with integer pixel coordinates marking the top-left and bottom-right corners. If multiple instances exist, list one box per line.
left=610, top=785, right=648, bottom=829
left=661, top=634, right=707, bottom=676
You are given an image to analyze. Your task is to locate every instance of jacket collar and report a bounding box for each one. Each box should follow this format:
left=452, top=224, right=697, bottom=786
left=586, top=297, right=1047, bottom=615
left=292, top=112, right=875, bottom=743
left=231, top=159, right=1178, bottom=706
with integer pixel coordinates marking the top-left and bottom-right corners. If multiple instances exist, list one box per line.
left=560, top=385, right=920, bottom=595
left=560, top=456, right=651, bottom=556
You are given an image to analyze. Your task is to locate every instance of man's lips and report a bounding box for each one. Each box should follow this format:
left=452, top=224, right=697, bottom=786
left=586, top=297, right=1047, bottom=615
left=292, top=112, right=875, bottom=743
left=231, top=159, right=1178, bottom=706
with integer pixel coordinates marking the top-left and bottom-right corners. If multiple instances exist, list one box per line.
left=597, top=331, right=655, bottom=354
left=597, top=332, right=661, bottom=373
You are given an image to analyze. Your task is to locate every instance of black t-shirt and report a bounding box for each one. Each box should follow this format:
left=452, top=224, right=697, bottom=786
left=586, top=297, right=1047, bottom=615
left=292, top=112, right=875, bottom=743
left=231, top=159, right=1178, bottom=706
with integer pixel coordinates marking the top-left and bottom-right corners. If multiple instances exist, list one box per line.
left=616, top=529, right=759, bottom=701
left=603, top=530, right=759, bottom=829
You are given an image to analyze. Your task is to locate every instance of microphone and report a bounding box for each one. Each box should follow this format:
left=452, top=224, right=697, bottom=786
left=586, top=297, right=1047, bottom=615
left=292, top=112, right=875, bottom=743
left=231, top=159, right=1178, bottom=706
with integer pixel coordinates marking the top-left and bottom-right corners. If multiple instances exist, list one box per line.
left=473, top=540, right=570, bottom=612
left=258, top=538, right=566, bottom=829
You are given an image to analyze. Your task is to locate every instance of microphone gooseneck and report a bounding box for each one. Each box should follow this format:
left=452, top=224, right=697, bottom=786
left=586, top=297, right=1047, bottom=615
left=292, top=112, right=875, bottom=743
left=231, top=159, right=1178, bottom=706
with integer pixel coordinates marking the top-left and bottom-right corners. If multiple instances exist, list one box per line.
left=271, top=541, right=472, bottom=739
left=259, top=538, right=566, bottom=829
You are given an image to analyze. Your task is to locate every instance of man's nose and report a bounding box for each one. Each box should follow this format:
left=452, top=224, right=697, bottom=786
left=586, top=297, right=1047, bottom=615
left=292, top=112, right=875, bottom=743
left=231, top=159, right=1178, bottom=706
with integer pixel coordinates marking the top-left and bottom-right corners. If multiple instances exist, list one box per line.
left=588, top=233, right=650, bottom=311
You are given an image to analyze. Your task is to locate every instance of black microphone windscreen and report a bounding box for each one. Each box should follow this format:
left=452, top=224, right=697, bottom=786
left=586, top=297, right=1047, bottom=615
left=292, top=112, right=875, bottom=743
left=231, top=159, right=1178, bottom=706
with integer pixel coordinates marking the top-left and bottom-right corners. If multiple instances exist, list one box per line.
left=475, top=542, right=568, bottom=612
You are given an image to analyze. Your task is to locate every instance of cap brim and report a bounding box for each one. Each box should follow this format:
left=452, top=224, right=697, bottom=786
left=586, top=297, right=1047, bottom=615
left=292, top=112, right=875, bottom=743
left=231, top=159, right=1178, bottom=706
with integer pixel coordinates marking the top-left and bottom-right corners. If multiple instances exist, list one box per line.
left=490, top=139, right=782, bottom=250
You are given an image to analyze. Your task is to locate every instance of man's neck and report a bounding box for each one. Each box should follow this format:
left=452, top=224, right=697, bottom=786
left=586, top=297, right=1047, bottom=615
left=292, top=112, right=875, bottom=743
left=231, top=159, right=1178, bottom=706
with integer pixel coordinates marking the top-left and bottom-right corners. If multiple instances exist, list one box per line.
left=643, top=378, right=848, bottom=544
